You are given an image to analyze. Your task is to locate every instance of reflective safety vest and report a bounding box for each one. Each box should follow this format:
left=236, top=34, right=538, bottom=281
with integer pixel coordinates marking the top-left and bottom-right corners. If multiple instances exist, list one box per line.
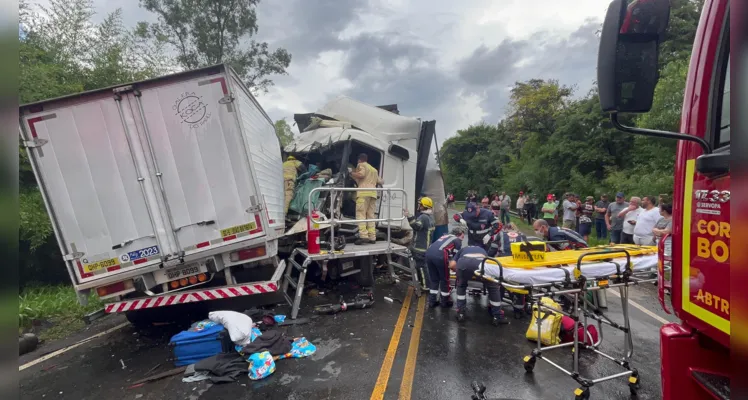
left=283, top=159, right=303, bottom=180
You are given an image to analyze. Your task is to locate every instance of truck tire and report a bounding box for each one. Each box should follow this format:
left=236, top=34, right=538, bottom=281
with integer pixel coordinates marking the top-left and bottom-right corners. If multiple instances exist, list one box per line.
left=125, top=309, right=156, bottom=330
left=356, top=255, right=374, bottom=287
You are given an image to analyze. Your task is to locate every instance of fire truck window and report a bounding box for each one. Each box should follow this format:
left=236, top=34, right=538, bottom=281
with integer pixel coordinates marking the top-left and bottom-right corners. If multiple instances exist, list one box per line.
left=717, top=55, right=730, bottom=147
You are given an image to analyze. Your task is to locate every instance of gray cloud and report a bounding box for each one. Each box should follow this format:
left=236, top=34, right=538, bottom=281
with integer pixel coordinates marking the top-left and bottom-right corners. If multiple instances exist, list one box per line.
left=256, top=0, right=371, bottom=62
left=458, top=39, right=530, bottom=87
left=458, top=19, right=601, bottom=123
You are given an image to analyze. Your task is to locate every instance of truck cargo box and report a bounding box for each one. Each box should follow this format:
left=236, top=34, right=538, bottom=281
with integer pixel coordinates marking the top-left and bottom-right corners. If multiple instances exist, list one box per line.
left=20, top=64, right=284, bottom=291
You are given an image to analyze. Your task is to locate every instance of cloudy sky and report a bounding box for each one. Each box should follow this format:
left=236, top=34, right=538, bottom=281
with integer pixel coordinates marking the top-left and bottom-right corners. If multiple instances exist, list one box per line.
left=87, top=0, right=608, bottom=141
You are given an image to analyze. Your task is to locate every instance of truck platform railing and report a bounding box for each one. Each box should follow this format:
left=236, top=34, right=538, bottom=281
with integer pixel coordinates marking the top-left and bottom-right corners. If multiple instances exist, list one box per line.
left=282, top=187, right=420, bottom=319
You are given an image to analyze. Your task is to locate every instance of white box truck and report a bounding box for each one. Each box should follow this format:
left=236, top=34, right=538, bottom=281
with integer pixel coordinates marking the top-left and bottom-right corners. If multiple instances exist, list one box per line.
left=19, top=64, right=286, bottom=323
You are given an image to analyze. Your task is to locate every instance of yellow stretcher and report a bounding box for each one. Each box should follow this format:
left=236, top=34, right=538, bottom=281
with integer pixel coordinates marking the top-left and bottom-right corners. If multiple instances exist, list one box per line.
left=491, top=244, right=657, bottom=269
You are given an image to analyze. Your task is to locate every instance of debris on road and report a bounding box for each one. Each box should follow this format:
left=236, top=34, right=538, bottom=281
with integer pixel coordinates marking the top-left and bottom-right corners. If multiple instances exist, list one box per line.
left=313, top=293, right=375, bottom=315
left=120, top=359, right=126, bottom=370
left=129, top=366, right=188, bottom=387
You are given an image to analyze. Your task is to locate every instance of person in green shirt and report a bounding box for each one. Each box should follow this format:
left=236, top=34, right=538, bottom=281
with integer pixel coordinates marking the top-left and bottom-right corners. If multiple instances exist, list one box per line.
left=541, top=193, right=558, bottom=227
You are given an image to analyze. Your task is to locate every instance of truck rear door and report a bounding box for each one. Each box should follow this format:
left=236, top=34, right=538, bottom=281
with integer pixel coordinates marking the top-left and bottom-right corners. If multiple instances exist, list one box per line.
left=21, top=94, right=167, bottom=284
left=121, top=72, right=267, bottom=258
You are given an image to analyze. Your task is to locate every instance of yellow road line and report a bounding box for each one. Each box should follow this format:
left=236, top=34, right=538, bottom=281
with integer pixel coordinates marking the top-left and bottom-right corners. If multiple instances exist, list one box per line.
left=398, top=294, right=426, bottom=400
left=20, top=321, right=130, bottom=371
left=608, top=290, right=669, bottom=325
left=370, top=286, right=414, bottom=400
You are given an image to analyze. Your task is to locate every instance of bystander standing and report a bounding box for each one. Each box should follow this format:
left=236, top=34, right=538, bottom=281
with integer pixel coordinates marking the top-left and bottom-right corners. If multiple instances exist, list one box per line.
left=594, top=194, right=610, bottom=240
left=619, top=196, right=642, bottom=244
left=606, top=192, right=629, bottom=244
left=633, top=196, right=660, bottom=245
left=578, top=196, right=595, bottom=242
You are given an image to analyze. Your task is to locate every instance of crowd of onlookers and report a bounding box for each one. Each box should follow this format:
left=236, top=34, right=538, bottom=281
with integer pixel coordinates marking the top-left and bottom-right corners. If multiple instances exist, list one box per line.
left=448, top=190, right=673, bottom=246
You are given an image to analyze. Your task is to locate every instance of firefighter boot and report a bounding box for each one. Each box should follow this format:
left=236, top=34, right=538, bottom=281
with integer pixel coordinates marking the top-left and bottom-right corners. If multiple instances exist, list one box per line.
left=440, top=294, right=453, bottom=308
left=491, top=309, right=509, bottom=326
left=428, top=293, right=439, bottom=308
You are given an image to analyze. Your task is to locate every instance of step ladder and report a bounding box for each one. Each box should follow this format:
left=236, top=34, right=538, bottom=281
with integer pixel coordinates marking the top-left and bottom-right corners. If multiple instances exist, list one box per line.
left=281, top=246, right=422, bottom=319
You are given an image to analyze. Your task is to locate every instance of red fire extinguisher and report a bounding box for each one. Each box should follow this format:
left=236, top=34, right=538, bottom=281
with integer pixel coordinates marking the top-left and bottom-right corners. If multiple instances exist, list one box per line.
left=307, top=210, right=321, bottom=254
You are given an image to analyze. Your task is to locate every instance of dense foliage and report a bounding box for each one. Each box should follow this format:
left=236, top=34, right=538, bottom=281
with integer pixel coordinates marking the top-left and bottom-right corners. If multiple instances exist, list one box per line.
left=441, top=0, right=704, bottom=201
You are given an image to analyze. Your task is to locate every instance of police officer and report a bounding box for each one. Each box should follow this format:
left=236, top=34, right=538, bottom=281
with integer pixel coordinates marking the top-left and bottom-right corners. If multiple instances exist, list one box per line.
left=453, top=202, right=498, bottom=248
left=407, top=197, right=435, bottom=287
left=424, top=226, right=466, bottom=308
left=452, top=245, right=509, bottom=325
left=283, top=155, right=306, bottom=214
left=532, top=219, right=588, bottom=250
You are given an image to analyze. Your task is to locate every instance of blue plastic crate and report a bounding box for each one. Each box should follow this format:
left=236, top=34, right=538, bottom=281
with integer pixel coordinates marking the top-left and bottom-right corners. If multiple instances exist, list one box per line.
left=169, top=323, right=233, bottom=367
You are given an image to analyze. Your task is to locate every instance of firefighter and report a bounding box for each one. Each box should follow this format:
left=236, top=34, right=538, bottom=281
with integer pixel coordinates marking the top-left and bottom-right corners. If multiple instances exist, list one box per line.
left=407, top=197, right=435, bottom=287
left=453, top=202, right=498, bottom=248
left=350, top=153, right=384, bottom=245
left=424, top=226, right=466, bottom=308
left=283, top=155, right=306, bottom=214
left=452, top=245, right=509, bottom=325
left=532, top=219, right=588, bottom=250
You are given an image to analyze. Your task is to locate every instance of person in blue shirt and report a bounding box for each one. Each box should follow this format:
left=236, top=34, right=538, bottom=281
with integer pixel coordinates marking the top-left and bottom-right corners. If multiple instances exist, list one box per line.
left=424, top=227, right=466, bottom=308
left=452, top=245, right=509, bottom=326
left=453, top=202, right=498, bottom=249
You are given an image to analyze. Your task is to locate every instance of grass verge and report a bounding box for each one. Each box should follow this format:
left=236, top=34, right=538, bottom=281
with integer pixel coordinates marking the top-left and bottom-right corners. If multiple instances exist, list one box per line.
left=19, top=285, right=104, bottom=341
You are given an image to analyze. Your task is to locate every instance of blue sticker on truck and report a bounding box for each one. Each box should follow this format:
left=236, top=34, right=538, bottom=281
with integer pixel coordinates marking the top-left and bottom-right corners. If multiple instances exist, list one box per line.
left=127, top=245, right=160, bottom=262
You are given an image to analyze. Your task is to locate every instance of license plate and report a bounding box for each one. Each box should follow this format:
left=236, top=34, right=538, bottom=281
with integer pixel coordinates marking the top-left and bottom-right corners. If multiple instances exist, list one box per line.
left=220, top=222, right=257, bottom=237
left=154, top=263, right=207, bottom=284
left=83, top=257, right=119, bottom=273
left=127, top=245, right=160, bottom=262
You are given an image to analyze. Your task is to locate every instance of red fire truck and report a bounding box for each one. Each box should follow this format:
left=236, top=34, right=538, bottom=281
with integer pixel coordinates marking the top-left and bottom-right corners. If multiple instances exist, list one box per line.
left=598, top=0, right=730, bottom=399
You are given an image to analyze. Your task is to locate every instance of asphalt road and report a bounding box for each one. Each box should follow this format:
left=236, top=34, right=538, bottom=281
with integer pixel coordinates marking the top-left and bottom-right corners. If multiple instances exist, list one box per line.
left=19, top=210, right=674, bottom=400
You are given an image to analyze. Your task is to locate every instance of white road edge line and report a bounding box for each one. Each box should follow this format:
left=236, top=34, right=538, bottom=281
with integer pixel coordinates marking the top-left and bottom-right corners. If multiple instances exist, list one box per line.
left=608, top=290, right=669, bottom=325
left=19, top=322, right=130, bottom=371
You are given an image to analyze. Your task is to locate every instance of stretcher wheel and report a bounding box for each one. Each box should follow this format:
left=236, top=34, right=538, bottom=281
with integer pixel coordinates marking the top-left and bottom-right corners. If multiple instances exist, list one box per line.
left=522, top=355, right=536, bottom=373
left=573, top=387, right=590, bottom=400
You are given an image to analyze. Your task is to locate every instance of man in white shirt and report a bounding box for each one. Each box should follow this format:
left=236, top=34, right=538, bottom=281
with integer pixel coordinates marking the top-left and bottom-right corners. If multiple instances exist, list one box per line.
left=618, top=196, right=642, bottom=244
left=633, top=196, right=660, bottom=245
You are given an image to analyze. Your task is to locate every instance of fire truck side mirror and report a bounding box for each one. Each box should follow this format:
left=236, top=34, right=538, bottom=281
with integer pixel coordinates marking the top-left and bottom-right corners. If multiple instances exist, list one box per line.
left=597, top=0, right=671, bottom=113
left=696, top=151, right=730, bottom=177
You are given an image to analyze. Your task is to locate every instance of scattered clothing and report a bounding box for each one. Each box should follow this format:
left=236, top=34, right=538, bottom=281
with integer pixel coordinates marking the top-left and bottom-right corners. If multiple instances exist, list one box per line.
left=240, top=329, right=292, bottom=356
left=194, top=352, right=248, bottom=383
left=182, top=371, right=210, bottom=383
left=248, top=351, right=276, bottom=381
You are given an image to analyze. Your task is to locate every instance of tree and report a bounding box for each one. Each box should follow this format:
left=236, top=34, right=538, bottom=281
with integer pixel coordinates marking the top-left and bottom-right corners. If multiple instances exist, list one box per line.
left=138, top=0, right=292, bottom=94
left=274, top=119, right=295, bottom=148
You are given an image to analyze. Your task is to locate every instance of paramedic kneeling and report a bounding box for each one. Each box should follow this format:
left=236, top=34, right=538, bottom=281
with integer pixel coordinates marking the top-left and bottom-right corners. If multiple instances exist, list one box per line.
left=425, top=227, right=465, bottom=308
left=532, top=219, right=588, bottom=250
left=453, top=246, right=509, bottom=326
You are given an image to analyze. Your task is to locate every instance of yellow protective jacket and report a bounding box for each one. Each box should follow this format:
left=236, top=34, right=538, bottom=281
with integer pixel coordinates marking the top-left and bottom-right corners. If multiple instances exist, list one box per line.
left=350, top=162, right=383, bottom=198
left=283, top=159, right=303, bottom=180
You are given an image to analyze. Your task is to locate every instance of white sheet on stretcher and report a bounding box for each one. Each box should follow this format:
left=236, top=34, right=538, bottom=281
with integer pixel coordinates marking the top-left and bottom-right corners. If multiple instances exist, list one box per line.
left=482, top=254, right=658, bottom=286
